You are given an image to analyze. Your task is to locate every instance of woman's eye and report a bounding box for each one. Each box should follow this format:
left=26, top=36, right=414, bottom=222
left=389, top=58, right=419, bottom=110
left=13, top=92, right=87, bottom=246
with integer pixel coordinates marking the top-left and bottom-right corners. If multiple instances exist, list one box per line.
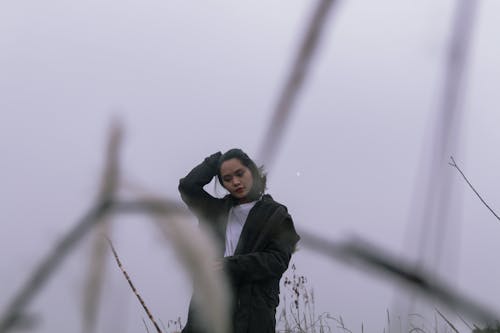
left=235, top=170, right=244, bottom=177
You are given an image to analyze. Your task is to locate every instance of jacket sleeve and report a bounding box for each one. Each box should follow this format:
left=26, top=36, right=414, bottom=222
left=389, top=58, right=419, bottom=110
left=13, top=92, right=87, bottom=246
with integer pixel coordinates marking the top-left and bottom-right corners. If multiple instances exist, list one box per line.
left=223, top=212, right=300, bottom=283
left=178, top=152, right=224, bottom=219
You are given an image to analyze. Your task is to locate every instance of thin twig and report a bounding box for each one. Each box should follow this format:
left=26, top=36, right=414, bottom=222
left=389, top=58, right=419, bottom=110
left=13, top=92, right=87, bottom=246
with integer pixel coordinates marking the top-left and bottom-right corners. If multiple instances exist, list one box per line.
left=159, top=319, right=167, bottom=333
left=409, top=328, right=427, bottom=333
left=107, top=238, right=163, bottom=333
left=435, top=308, right=460, bottom=333
left=456, top=311, right=473, bottom=330
left=142, top=318, right=151, bottom=333
left=449, top=156, right=500, bottom=221
left=387, top=308, right=391, bottom=333
left=333, top=315, right=353, bottom=333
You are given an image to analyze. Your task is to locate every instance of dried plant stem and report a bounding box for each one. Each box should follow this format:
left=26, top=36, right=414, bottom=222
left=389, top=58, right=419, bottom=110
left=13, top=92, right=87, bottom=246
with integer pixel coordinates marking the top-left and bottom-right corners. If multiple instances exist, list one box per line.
left=334, top=315, right=353, bottom=333
left=415, top=0, right=479, bottom=270
left=258, top=0, right=337, bottom=168
left=0, top=202, right=114, bottom=333
left=142, top=318, right=151, bottom=333
left=298, top=228, right=500, bottom=325
left=82, top=219, right=113, bottom=333
left=409, top=328, right=427, bottom=333
left=0, top=121, right=122, bottom=333
left=397, top=0, right=480, bottom=321
left=387, top=309, right=391, bottom=333
left=449, top=156, right=500, bottom=221
left=107, top=239, right=163, bottom=333
left=456, top=312, right=473, bottom=330
left=152, top=214, right=231, bottom=333
left=435, top=308, right=459, bottom=333
left=0, top=120, right=225, bottom=333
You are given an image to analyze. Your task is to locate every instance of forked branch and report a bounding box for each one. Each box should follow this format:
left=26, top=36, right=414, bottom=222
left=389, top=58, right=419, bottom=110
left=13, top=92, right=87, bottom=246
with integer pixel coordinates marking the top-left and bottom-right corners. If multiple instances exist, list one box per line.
left=0, top=120, right=123, bottom=333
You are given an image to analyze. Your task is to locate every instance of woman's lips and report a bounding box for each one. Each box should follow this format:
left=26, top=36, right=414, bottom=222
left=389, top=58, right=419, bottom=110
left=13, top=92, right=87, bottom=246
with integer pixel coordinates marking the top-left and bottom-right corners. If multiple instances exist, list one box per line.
left=235, top=188, right=244, bottom=193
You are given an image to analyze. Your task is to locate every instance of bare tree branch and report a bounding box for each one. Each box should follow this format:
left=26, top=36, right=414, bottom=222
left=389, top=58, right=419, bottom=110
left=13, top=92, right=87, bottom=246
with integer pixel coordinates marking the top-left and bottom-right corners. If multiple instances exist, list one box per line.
left=449, top=156, right=500, bottom=222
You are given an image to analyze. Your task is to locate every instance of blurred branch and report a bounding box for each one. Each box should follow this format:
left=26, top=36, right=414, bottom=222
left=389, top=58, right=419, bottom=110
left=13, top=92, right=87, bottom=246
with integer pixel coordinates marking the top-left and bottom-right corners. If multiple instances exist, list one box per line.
left=414, top=0, right=479, bottom=268
left=449, top=156, right=500, bottom=222
left=0, top=204, right=113, bottom=333
left=113, top=198, right=188, bottom=216
left=81, top=118, right=123, bottom=333
left=107, top=238, right=163, bottom=333
left=299, top=228, right=500, bottom=325
left=0, top=121, right=123, bottom=333
left=0, top=117, right=225, bottom=333
left=82, top=219, right=112, bottom=333
left=400, top=0, right=480, bottom=318
left=258, top=0, right=338, bottom=169
left=111, top=187, right=231, bottom=333
left=151, top=213, right=231, bottom=333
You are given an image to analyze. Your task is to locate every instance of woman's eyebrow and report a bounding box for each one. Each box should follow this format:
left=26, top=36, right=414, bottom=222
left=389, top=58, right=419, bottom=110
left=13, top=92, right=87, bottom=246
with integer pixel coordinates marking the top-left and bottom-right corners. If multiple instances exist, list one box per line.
left=222, top=169, right=244, bottom=178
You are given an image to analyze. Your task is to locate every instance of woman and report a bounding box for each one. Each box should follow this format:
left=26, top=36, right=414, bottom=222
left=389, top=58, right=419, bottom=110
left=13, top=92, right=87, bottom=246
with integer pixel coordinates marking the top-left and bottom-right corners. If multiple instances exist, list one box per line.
left=178, top=149, right=300, bottom=333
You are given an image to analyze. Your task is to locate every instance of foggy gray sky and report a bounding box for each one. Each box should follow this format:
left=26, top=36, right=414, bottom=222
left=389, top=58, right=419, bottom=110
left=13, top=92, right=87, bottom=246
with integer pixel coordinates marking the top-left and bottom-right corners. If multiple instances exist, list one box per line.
left=1, top=0, right=500, bottom=332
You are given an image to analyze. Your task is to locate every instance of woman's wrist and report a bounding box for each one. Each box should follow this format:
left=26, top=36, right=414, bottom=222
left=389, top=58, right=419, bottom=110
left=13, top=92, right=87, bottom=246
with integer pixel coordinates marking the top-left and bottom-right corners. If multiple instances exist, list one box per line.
left=204, top=151, right=222, bottom=171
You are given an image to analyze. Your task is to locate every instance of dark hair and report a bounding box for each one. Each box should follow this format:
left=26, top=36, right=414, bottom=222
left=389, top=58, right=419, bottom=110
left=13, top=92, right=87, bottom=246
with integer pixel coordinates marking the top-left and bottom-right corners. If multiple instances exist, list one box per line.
left=216, top=148, right=267, bottom=201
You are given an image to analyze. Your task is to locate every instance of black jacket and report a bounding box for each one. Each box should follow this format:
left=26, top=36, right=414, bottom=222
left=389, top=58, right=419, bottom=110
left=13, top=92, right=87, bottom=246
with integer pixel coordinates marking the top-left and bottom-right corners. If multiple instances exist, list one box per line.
left=179, top=153, right=300, bottom=333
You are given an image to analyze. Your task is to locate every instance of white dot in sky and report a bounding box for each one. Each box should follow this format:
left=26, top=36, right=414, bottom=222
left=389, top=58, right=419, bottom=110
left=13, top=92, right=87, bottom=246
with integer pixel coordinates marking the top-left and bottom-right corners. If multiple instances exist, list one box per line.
left=296, top=171, right=301, bottom=177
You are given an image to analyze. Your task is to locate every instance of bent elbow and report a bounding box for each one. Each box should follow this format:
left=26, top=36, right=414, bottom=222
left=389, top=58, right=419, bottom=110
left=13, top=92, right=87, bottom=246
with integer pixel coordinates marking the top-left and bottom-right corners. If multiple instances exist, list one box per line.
left=178, top=177, right=193, bottom=195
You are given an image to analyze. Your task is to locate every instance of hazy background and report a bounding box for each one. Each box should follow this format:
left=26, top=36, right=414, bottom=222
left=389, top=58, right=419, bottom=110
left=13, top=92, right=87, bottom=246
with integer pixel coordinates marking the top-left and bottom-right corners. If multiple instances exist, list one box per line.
left=1, top=0, right=500, bottom=332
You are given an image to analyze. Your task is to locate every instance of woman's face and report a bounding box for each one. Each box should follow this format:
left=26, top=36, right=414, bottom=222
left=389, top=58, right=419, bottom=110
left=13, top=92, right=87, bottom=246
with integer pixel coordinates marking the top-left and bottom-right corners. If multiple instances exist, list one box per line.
left=220, top=158, right=254, bottom=203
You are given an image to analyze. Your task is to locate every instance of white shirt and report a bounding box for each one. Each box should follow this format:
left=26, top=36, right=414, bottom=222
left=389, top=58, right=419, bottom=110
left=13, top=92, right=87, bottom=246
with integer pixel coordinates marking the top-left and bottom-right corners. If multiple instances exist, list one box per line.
left=223, top=201, right=257, bottom=257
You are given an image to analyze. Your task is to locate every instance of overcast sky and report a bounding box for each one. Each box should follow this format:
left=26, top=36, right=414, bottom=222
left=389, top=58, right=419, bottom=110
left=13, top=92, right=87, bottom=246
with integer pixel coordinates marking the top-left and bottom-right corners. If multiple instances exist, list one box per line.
left=1, top=0, right=500, bottom=332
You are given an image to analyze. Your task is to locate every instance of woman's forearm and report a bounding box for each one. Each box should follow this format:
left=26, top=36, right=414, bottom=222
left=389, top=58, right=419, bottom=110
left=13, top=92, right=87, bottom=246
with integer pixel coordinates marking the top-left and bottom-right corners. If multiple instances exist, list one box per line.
left=178, top=151, right=222, bottom=216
